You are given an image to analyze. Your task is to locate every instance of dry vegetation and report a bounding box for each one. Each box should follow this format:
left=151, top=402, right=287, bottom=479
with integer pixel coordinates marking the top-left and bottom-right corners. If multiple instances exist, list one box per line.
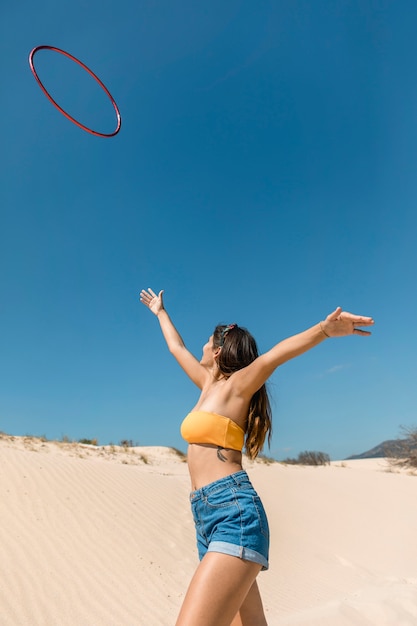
left=256, top=454, right=276, bottom=465
left=385, top=426, right=417, bottom=471
left=0, top=432, right=187, bottom=467
left=282, top=451, right=331, bottom=466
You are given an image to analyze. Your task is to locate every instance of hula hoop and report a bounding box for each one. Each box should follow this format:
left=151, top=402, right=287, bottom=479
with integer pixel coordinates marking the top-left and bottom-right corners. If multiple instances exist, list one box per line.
left=28, top=45, right=121, bottom=138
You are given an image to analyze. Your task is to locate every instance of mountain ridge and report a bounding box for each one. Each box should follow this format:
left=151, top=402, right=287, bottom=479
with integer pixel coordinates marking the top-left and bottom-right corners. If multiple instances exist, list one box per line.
left=346, top=437, right=415, bottom=460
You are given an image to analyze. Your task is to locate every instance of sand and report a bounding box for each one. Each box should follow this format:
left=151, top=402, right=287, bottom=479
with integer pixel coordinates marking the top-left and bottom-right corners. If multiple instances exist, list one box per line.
left=1, top=434, right=416, bottom=625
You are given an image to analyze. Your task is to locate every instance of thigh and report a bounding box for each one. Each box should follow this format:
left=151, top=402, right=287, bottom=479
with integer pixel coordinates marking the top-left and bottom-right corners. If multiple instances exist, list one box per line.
left=175, top=552, right=262, bottom=626
left=230, top=581, right=268, bottom=626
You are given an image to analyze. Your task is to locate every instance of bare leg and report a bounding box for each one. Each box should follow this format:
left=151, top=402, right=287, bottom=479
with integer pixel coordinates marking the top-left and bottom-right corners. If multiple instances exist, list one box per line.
left=230, top=580, right=268, bottom=626
left=175, top=552, right=262, bottom=626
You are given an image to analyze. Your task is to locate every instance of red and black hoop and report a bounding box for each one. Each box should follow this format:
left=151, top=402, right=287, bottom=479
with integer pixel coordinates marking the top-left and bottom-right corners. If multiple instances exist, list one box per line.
left=29, top=45, right=121, bottom=138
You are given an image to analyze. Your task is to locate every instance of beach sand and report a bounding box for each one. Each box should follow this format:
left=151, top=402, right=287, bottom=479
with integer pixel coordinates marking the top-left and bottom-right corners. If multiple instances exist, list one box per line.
left=1, top=434, right=416, bottom=625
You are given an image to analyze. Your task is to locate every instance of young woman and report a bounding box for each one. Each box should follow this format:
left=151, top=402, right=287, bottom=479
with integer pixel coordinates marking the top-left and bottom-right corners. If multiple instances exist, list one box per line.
left=139, top=287, right=374, bottom=626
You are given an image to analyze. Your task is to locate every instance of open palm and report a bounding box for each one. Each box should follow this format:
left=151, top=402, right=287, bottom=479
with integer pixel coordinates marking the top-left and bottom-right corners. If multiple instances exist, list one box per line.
left=139, top=288, right=164, bottom=316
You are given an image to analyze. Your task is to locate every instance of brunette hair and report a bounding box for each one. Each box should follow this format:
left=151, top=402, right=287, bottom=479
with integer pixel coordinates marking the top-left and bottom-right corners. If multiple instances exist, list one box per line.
left=213, top=324, right=272, bottom=459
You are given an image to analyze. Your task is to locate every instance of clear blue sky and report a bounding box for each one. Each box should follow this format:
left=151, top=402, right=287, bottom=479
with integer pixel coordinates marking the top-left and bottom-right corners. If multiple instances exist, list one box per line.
left=1, top=1, right=416, bottom=460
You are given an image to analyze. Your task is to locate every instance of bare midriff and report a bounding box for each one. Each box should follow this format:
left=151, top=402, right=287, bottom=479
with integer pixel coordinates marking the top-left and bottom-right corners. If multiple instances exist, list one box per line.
left=186, top=443, right=244, bottom=491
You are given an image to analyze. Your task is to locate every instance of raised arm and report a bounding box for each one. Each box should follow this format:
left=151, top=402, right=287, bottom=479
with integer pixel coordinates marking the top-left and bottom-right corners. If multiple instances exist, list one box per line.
left=139, top=288, right=208, bottom=389
left=232, top=307, right=374, bottom=398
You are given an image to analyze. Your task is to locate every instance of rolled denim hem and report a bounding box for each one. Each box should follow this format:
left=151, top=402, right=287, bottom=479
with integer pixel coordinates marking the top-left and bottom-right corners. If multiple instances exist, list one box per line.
left=207, top=540, right=269, bottom=571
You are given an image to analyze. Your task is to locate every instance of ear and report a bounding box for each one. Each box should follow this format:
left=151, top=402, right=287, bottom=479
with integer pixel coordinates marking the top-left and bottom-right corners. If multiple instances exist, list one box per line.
left=213, top=347, right=222, bottom=359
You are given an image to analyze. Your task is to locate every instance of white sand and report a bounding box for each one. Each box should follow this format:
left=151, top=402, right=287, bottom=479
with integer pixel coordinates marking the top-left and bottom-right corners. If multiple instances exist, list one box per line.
left=1, top=435, right=416, bottom=625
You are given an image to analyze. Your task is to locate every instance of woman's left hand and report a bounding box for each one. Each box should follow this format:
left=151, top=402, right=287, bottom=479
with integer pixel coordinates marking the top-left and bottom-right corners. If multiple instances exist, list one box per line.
left=321, top=307, right=374, bottom=338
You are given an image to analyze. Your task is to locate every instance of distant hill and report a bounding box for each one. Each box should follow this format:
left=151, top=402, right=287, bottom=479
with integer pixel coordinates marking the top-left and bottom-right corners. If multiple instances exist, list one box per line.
left=346, top=437, right=415, bottom=460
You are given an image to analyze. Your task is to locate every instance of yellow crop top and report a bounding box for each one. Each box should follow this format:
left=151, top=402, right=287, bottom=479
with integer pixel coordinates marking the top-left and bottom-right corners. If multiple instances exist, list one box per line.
left=180, top=411, right=245, bottom=451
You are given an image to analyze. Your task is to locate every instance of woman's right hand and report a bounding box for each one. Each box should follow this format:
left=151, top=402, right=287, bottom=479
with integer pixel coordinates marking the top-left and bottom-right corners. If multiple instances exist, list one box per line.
left=139, top=288, right=164, bottom=316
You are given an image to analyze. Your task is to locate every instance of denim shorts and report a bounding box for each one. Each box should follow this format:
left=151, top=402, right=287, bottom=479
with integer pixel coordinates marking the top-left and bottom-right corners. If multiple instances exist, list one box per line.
left=189, top=470, right=269, bottom=570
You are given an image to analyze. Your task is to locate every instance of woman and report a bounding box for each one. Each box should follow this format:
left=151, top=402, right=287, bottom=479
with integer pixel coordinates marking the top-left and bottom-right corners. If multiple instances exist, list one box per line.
left=139, top=287, right=374, bottom=626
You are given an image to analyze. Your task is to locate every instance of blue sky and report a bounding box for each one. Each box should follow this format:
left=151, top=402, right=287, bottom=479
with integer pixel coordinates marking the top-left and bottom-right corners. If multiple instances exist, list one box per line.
left=1, top=1, right=416, bottom=460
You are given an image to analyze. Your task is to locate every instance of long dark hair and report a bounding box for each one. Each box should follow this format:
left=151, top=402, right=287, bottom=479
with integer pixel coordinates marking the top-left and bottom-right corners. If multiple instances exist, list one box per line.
left=213, top=324, right=272, bottom=460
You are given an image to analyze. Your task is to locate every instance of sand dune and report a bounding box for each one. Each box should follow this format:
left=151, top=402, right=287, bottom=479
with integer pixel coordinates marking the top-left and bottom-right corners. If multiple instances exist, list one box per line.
left=1, top=435, right=416, bottom=625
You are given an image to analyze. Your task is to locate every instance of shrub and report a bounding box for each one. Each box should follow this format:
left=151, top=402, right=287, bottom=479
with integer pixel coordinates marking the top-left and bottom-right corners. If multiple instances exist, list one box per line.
left=171, top=447, right=187, bottom=461
left=385, top=426, right=417, bottom=469
left=78, top=438, right=99, bottom=446
left=282, top=450, right=330, bottom=466
left=257, top=454, right=276, bottom=465
left=120, top=439, right=135, bottom=448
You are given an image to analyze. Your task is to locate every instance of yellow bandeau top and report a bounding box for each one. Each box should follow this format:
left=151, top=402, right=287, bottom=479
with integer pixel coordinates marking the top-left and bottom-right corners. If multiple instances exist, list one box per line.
left=180, top=411, right=245, bottom=451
